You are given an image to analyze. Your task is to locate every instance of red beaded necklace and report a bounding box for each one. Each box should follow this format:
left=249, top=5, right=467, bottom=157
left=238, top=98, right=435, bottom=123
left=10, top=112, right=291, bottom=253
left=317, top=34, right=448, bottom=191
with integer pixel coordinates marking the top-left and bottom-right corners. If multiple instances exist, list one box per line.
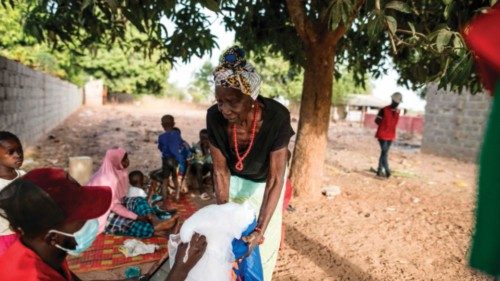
left=232, top=104, right=258, bottom=171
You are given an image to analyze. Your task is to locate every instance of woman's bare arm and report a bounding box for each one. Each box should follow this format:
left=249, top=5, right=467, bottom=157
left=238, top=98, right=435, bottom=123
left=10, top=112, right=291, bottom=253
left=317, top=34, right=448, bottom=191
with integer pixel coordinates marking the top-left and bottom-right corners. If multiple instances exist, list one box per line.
left=242, top=147, right=287, bottom=255
left=257, top=147, right=288, bottom=232
left=210, top=143, right=230, bottom=204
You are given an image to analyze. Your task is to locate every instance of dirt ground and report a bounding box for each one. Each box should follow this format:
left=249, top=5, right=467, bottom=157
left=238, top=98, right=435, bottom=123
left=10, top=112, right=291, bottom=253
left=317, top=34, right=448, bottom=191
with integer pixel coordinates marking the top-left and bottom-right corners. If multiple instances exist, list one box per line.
left=23, top=97, right=488, bottom=281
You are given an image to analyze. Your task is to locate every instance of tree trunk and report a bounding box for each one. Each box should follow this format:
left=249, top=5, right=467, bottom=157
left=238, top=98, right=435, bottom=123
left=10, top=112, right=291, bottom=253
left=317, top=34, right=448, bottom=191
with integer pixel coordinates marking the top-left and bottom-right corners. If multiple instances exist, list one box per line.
left=290, top=42, right=336, bottom=197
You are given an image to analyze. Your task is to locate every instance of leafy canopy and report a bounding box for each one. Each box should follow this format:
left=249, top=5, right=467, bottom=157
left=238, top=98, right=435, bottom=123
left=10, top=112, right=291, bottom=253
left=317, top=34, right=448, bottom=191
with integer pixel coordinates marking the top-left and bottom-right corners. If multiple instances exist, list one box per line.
left=0, top=3, right=170, bottom=95
left=2, top=0, right=495, bottom=94
left=220, top=0, right=495, bottom=93
left=11, top=0, right=220, bottom=63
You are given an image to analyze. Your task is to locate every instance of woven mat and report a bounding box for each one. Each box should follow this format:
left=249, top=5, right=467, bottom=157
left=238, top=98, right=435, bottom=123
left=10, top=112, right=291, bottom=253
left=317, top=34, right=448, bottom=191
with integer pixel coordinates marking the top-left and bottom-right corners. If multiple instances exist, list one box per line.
left=68, top=196, right=198, bottom=273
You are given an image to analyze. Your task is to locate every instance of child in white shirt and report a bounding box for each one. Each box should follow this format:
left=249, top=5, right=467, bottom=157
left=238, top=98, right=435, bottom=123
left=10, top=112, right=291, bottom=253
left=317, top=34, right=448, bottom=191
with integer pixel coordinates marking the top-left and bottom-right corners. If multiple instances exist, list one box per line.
left=0, top=131, right=26, bottom=254
left=128, top=170, right=148, bottom=198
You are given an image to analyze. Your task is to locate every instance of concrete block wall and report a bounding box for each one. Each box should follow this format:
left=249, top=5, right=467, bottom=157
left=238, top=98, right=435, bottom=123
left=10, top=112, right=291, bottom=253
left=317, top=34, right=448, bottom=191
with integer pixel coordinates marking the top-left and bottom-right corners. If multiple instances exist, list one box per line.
left=0, top=56, right=83, bottom=145
left=422, top=84, right=491, bottom=162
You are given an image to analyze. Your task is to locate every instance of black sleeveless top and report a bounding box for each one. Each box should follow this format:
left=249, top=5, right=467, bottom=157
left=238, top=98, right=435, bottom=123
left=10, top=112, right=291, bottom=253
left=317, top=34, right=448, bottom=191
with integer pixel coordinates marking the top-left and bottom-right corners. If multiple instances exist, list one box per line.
left=206, top=96, right=295, bottom=182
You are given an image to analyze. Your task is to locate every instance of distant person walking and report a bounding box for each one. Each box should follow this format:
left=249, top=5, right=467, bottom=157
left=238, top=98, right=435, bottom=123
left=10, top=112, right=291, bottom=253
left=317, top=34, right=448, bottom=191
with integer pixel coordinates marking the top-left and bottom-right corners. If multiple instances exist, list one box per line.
left=374, top=92, right=402, bottom=178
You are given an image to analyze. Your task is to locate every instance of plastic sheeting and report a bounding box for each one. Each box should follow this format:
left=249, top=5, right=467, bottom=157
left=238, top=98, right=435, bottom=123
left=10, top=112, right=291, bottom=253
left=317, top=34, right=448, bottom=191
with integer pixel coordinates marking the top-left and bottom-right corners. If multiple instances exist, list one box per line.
left=232, top=220, right=263, bottom=281
left=168, top=202, right=257, bottom=281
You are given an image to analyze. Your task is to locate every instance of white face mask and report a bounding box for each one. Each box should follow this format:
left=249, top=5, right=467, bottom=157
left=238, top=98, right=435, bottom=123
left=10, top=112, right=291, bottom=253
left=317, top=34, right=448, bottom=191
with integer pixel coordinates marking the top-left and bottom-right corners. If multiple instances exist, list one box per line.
left=48, top=219, right=99, bottom=256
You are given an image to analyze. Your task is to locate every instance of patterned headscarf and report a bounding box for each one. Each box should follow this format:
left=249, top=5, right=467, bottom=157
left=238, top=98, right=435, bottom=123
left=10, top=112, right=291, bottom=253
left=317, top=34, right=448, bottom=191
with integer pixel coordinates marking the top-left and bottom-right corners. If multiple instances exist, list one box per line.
left=213, top=45, right=262, bottom=100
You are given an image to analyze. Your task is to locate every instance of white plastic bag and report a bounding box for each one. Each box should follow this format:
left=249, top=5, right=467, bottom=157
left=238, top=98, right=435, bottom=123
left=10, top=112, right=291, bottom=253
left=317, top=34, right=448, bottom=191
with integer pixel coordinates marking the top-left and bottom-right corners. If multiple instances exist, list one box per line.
left=167, top=202, right=255, bottom=281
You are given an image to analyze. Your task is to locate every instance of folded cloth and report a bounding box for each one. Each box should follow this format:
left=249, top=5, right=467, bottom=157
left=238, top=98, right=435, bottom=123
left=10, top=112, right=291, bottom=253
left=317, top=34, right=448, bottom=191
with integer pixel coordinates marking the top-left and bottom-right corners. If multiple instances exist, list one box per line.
left=119, top=239, right=159, bottom=257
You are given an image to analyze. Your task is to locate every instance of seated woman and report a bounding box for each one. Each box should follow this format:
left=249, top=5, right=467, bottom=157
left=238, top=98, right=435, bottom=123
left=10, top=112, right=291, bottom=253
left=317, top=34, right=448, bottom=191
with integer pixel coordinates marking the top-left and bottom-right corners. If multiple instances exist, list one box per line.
left=88, top=147, right=178, bottom=238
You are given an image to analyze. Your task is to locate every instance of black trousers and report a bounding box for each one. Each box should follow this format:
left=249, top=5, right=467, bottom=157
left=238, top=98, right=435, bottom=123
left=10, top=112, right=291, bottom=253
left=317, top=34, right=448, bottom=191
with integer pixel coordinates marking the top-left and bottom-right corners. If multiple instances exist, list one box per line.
left=378, top=140, right=392, bottom=174
left=162, top=157, right=178, bottom=179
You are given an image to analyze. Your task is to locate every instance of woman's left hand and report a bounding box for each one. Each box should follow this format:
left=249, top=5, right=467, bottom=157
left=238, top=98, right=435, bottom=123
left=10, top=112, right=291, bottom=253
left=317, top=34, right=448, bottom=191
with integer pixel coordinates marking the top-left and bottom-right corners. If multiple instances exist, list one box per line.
left=242, top=230, right=264, bottom=258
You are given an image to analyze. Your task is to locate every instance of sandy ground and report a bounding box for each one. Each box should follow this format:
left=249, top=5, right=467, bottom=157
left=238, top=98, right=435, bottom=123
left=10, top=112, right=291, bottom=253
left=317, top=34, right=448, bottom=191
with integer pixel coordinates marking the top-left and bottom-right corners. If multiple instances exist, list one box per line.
left=23, top=97, right=489, bottom=281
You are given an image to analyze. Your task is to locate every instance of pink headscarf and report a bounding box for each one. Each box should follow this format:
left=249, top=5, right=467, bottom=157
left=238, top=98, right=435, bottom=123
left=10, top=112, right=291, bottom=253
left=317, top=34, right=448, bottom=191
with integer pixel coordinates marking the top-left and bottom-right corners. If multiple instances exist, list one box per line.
left=87, top=147, right=129, bottom=232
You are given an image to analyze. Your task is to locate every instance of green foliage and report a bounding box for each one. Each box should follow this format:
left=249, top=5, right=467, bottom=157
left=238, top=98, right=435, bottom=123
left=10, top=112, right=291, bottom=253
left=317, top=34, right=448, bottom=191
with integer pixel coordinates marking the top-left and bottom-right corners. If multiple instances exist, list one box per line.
left=0, top=4, right=75, bottom=80
left=221, top=0, right=493, bottom=94
left=14, top=0, right=218, bottom=63
left=0, top=4, right=169, bottom=95
left=77, top=31, right=170, bottom=95
left=191, top=53, right=369, bottom=105
left=251, top=53, right=303, bottom=102
left=349, top=0, right=494, bottom=96
left=6, top=0, right=493, bottom=94
left=165, top=83, right=188, bottom=101
left=332, top=71, right=371, bottom=105
left=252, top=52, right=370, bottom=104
left=189, top=60, right=214, bottom=102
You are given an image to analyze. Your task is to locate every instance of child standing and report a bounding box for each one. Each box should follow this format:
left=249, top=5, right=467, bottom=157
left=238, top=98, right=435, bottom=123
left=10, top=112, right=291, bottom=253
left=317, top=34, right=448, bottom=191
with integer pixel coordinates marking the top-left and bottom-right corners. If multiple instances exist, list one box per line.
left=173, top=127, right=192, bottom=194
left=158, top=115, right=184, bottom=201
left=0, top=131, right=26, bottom=254
left=172, top=127, right=192, bottom=177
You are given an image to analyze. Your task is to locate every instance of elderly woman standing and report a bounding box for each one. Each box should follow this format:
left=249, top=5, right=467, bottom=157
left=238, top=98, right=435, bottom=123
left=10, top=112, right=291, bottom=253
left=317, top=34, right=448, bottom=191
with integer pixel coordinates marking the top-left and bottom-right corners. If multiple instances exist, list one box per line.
left=207, top=46, right=294, bottom=280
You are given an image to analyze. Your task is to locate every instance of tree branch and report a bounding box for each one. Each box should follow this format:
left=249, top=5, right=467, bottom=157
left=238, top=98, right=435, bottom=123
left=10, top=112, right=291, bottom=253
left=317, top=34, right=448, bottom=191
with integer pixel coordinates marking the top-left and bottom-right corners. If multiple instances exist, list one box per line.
left=285, top=0, right=317, bottom=44
left=373, top=0, right=397, bottom=54
left=329, top=0, right=366, bottom=44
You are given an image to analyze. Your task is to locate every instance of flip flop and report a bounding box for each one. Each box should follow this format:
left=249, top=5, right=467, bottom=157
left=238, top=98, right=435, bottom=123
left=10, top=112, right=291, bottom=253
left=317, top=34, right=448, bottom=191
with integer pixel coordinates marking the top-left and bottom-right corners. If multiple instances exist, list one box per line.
left=200, top=192, right=211, bottom=201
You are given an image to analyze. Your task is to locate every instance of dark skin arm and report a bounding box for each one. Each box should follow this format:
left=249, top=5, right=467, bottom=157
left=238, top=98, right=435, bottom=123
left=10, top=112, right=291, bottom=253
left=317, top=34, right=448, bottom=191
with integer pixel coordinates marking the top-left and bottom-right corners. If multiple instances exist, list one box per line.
left=166, top=233, right=207, bottom=281
left=242, top=147, right=288, bottom=256
left=210, top=143, right=231, bottom=204
left=147, top=180, right=156, bottom=203
left=375, top=108, right=383, bottom=125
left=147, top=187, right=155, bottom=203
left=136, top=215, right=152, bottom=223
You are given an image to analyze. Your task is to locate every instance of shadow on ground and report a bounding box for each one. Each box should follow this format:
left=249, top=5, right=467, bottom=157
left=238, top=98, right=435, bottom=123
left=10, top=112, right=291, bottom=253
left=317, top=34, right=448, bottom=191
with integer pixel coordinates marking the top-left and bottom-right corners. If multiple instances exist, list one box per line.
left=279, top=224, right=377, bottom=281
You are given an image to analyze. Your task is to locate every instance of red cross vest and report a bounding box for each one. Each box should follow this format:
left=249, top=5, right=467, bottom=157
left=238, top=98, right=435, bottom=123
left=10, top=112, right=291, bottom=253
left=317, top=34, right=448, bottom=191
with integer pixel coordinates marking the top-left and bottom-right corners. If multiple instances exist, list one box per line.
left=375, top=106, right=400, bottom=141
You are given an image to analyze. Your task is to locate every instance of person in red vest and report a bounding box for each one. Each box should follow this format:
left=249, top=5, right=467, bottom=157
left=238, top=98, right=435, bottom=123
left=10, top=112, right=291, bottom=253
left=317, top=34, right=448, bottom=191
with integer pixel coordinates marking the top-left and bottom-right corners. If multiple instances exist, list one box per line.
left=374, top=92, right=402, bottom=178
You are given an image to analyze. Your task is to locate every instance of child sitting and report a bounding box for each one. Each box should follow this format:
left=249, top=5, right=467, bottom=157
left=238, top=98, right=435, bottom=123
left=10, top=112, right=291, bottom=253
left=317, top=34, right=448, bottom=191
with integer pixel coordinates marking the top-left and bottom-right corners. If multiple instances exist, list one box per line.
left=129, top=170, right=174, bottom=220
left=158, top=115, right=184, bottom=201
left=88, top=147, right=178, bottom=238
left=189, top=129, right=213, bottom=200
left=128, top=170, right=148, bottom=198
left=0, top=131, right=26, bottom=254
